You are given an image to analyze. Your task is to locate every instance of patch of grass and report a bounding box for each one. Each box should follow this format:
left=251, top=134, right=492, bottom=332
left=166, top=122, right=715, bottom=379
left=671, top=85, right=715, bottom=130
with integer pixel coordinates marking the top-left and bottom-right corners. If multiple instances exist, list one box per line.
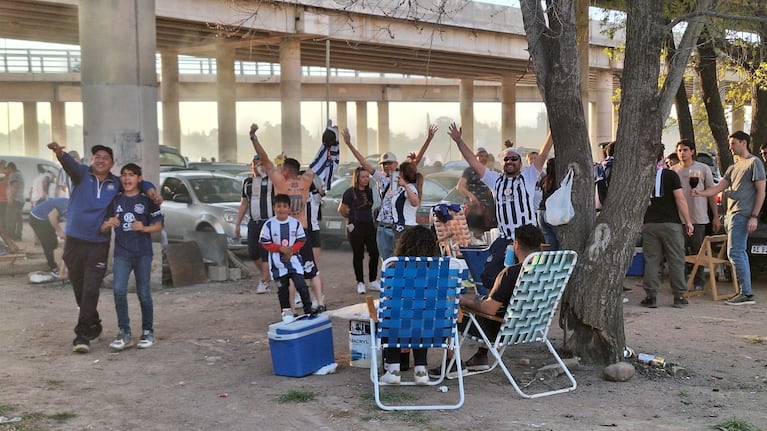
left=710, top=418, right=760, bottom=431
left=48, top=411, right=76, bottom=421
left=45, top=380, right=64, bottom=387
left=746, top=336, right=763, bottom=345
left=678, top=390, right=690, bottom=398
left=0, top=404, right=16, bottom=415
left=359, top=392, right=431, bottom=425
left=276, top=390, right=317, bottom=403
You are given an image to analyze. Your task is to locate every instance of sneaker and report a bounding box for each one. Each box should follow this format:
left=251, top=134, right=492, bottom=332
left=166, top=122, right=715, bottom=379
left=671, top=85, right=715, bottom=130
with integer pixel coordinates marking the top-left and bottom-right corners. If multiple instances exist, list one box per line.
left=86, top=322, right=103, bottom=341
left=294, top=295, right=303, bottom=306
left=281, top=308, right=295, bottom=323
left=137, top=330, right=155, bottom=349
left=379, top=370, right=401, bottom=385
left=465, top=352, right=490, bottom=371
left=725, top=293, right=756, bottom=306
left=414, top=366, right=429, bottom=385
left=672, top=296, right=689, bottom=308
left=72, top=336, right=90, bottom=354
left=109, top=331, right=133, bottom=351
left=312, top=305, right=327, bottom=315
left=367, top=280, right=381, bottom=292
left=428, top=361, right=466, bottom=379
left=256, top=281, right=270, bottom=294
left=356, top=282, right=366, bottom=294
left=640, top=296, right=657, bottom=308
left=50, top=269, right=60, bottom=278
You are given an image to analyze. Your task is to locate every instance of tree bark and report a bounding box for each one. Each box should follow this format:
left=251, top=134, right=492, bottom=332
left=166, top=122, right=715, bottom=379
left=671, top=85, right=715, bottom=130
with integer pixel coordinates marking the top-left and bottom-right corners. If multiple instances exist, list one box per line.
left=696, top=30, right=733, bottom=171
left=665, top=29, right=694, bottom=141
left=750, top=21, right=767, bottom=144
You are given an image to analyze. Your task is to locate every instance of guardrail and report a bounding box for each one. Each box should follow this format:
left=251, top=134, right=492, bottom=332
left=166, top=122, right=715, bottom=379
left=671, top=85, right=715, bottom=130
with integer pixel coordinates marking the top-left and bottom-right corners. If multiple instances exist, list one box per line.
left=0, top=47, right=405, bottom=79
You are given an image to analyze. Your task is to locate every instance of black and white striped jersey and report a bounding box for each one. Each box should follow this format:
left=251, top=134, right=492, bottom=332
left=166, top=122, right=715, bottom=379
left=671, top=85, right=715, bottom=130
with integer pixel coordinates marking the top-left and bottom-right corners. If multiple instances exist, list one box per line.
left=481, top=166, right=542, bottom=239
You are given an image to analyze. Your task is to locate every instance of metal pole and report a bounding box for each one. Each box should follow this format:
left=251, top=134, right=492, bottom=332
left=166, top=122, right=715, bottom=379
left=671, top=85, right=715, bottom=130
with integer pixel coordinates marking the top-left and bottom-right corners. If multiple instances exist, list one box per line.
left=325, top=40, right=330, bottom=123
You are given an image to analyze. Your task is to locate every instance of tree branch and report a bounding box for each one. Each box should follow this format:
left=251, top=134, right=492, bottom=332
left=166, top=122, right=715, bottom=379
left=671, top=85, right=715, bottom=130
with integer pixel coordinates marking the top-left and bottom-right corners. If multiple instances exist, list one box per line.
left=668, top=9, right=767, bottom=29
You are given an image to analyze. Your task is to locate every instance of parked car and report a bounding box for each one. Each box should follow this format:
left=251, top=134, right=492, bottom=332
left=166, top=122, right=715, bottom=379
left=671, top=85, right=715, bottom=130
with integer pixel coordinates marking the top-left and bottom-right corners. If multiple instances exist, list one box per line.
left=159, top=171, right=247, bottom=250
left=0, top=155, right=60, bottom=213
left=319, top=176, right=450, bottom=248
left=424, top=170, right=462, bottom=191
left=189, top=162, right=250, bottom=178
left=695, top=152, right=721, bottom=183
left=159, top=145, right=188, bottom=171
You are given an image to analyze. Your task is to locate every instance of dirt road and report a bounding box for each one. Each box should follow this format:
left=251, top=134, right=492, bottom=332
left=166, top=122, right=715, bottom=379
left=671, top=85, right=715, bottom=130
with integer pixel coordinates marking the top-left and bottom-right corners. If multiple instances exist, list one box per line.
left=1, top=241, right=765, bottom=430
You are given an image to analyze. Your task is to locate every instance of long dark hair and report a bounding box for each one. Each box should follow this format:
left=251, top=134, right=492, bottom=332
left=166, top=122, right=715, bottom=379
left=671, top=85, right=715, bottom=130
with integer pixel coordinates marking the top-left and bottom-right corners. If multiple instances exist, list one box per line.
left=542, top=158, right=557, bottom=194
left=351, top=167, right=369, bottom=190
left=397, top=161, right=423, bottom=197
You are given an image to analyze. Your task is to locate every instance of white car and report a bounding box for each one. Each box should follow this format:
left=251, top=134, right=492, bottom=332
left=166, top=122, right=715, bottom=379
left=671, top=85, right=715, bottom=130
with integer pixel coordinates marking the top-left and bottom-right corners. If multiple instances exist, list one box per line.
left=159, top=171, right=248, bottom=250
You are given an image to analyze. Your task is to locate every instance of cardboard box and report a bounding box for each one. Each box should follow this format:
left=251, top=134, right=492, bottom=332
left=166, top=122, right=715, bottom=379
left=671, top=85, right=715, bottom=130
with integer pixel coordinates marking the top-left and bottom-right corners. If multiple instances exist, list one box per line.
left=268, top=314, right=334, bottom=377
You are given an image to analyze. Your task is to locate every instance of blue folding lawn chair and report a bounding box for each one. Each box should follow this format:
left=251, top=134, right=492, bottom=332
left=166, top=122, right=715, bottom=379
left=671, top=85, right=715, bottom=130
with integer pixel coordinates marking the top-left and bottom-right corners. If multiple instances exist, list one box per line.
left=369, top=256, right=467, bottom=410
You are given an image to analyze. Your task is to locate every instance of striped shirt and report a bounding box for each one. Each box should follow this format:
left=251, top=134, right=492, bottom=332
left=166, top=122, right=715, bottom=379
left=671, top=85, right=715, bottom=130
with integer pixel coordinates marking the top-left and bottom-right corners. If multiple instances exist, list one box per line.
left=260, top=216, right=306, bottom=278
left=242, top=174, right=274, bottom=221
left=482, top=166, right=542, bottom=239
left=392, top=183, right=418, bottom=231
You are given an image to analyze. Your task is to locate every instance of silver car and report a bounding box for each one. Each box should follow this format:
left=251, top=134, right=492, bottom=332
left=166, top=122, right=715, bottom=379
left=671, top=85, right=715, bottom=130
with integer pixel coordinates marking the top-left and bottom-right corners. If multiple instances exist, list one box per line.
left=159, top=171, right=248, bottom=250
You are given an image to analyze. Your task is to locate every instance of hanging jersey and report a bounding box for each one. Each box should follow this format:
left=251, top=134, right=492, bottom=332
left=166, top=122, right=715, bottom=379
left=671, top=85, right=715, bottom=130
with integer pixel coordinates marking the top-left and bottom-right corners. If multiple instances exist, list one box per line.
left=242, top=175, right=274, bottom=221
left=482, top=166, right=541, bottom=239
left=260, top=216, right=306, bottom=278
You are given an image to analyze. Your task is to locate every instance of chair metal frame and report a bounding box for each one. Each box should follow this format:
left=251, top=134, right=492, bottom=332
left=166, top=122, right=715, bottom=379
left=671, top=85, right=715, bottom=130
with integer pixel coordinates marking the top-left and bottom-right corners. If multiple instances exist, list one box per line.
left=369, top=256, right=467, bottom=410
left=457, top=250, right=578, bottom=399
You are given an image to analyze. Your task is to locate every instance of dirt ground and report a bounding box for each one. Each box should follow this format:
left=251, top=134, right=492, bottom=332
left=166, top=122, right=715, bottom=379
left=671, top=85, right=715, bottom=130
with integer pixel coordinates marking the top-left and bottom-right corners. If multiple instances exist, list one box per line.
left=1, top=227, right=766, bottom=431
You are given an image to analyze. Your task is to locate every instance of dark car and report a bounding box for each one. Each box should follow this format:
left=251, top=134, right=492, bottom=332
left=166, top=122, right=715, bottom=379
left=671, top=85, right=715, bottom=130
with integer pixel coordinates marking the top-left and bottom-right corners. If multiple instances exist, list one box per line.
left=159, top=145, right=188, bottom=171
left=319, top=176, right=450, bottom=248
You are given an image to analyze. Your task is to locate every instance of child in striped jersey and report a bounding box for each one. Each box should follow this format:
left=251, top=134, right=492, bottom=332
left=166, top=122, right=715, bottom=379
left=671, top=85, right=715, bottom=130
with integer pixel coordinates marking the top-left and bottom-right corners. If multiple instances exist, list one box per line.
left=259, top=194, right=313, bottom=317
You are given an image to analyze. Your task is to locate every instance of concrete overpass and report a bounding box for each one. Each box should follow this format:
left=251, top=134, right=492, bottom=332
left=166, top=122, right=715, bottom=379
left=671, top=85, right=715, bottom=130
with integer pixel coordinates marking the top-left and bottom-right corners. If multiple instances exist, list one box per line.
left=0, top=0, right=627, bottom=177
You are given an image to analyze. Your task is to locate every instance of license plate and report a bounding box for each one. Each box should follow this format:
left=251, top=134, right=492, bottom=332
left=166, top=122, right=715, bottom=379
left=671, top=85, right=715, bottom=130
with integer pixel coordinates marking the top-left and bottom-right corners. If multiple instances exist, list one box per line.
left=750, top=244, right=767, bottom=254
left=326, top=221, right=342, bottom=230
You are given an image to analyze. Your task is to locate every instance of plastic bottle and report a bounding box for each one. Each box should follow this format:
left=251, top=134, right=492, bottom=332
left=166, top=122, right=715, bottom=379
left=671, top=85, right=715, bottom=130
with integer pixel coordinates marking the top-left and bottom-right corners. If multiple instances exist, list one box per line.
left=636, top=353, right=665, bottom=367
left=503, top=244, right=516, bottom=266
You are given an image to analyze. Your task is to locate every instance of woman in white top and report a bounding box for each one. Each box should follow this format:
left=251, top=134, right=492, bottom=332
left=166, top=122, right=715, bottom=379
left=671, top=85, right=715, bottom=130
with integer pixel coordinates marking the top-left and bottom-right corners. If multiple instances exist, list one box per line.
left=392, top=161, right=423, bottom=236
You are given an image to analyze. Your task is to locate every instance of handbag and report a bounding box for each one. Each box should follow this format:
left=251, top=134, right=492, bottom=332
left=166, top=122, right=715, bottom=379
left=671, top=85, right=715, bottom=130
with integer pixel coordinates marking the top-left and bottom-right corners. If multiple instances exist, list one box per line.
left=544, top=167, right=575, bottom=226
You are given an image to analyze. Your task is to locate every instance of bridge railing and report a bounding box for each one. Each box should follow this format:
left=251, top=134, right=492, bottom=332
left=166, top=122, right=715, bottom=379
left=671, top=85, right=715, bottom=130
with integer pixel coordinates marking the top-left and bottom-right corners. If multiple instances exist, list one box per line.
left=0, top=47, right=408, bottom=79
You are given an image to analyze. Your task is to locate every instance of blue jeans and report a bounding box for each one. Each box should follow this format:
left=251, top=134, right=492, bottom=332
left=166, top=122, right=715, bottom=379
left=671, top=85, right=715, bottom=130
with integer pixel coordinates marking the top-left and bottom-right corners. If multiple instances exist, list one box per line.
left=376, top=225, right=395, bottom=261
left=725, top=214, right=752, bottom=296
left=536, top=209, right=560, bottom=250
left=112, top=255, right=154, bottom=334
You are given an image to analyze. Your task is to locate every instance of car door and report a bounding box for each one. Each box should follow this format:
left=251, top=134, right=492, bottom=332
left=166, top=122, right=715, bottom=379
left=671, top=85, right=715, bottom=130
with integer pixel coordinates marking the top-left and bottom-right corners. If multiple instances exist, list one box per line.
left=160, top=176, right=197, bottom=241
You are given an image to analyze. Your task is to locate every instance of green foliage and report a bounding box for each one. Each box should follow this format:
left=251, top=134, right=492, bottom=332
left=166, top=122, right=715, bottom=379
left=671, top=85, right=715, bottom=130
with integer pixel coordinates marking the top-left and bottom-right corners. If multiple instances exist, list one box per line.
left=710, top=418, right=761, bottom=431
left=276, top=389, right=317, bottom=403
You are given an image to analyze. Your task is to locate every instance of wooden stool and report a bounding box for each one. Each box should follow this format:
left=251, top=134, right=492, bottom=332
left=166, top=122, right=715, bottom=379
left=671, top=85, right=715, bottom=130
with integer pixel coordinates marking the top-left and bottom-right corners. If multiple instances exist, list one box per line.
left=684, top=235, right=739, bottom=301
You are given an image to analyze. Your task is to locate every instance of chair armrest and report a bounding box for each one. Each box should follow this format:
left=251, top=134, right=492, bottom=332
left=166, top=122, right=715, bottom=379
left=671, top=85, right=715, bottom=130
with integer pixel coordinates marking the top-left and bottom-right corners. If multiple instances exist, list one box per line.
left=366, top=296, right=378, bottom=323
left=460, top=305, right=504, bottom=323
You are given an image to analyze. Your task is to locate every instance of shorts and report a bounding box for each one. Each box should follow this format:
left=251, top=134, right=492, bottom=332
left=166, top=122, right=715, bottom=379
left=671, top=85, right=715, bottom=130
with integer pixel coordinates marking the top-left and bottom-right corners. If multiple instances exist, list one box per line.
left=308, top=229, right=321, bottom=248
left=247, top=219, right=268, bottom=262
left=298, top=233, right=319, bottom=279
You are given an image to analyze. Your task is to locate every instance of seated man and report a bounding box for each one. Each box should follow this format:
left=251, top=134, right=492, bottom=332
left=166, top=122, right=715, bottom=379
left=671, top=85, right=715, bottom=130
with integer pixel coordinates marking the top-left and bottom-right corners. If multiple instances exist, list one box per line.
left=457, top=224, right=544, bottom=371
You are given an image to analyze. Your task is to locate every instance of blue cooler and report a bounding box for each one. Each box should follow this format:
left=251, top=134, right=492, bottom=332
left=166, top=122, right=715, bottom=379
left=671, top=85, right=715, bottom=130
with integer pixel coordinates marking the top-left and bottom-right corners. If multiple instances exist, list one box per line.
left=626, top=247, right=644, bottom=276
left=268, top=314, right=335, bottom=377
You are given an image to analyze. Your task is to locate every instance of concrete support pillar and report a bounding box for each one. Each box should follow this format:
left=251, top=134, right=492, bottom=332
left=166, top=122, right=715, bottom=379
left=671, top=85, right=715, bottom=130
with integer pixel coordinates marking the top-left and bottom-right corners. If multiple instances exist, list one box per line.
left=501, top=74, right=517, bottom=149
left=732, top=104, right=745, bottom=132
left=161, top=50, right=181, bottom=150
left=23, top=102, right=38, bottom=156
left=377, top=101, right=389, bottom=155
left=216, top=47, right=236, bottom=162
left=336, top=101, right=349, bottom=160
left=51, top=101, right=66, bottom=147
left=595, top=70, right=614, bottom=147
left=78, top=0, right=159, bottom=182
left=460, top=79, right=474, bottom=147
left=280, top=38, right=302, bottom=158
left=356, top=101, right=368, bottom=156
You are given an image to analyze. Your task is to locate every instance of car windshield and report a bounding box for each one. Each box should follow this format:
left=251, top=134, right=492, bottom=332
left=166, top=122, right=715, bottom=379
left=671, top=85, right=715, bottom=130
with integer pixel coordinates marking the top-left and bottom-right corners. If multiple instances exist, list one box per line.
left=188, top=177, right=242, bottom=203
left=160, top=151, right=187, bottom=168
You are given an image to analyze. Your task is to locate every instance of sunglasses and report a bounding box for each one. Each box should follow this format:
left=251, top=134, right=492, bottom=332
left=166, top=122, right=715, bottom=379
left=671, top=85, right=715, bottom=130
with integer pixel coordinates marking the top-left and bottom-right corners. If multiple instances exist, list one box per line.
left=503, top=156, right=521, bottom=162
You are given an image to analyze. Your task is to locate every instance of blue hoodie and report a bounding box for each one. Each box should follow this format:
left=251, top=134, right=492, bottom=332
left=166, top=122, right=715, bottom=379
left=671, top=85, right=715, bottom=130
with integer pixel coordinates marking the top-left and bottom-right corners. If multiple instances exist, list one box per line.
left=58, top=152, right=155, bottom=243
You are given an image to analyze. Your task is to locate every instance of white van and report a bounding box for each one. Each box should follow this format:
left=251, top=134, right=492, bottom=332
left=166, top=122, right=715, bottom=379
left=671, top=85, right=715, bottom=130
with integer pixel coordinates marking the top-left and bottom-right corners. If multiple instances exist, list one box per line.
left=0, top=155, right=61, bottom=213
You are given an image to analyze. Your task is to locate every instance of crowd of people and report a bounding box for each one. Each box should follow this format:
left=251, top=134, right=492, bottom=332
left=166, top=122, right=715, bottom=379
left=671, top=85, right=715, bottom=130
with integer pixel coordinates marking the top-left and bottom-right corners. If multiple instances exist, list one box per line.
left=4, top=122, right=762, bottom=389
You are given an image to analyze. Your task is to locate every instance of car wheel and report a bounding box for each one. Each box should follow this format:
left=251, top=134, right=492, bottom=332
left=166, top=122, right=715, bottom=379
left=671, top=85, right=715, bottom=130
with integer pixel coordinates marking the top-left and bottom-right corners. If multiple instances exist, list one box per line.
left=198, top=224, right=216, bottom=233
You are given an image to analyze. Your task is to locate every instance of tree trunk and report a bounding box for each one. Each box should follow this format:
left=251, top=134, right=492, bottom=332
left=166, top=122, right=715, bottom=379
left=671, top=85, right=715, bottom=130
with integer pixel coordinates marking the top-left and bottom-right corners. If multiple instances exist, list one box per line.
left=750, top=22, right=767, bottom=144
left=696, top=31, right=733, bottom=170
left=665, top=29, right=694, bottom=141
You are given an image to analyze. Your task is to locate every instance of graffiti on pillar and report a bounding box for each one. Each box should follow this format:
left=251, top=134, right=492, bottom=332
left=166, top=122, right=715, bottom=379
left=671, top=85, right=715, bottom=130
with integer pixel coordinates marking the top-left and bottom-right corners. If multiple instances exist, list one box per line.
left=112, top=131, right=143, bottom=164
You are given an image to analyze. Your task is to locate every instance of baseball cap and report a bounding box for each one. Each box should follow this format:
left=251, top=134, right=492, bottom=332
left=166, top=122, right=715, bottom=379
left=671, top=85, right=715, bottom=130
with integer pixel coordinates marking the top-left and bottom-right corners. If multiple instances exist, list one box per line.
left=91, top=144, right=114, bottom=160
left=476, top=147, right=488, bottom=155
left=252, top=154, right=260, bottom=161
left=379, top=152, right=397, bottom=164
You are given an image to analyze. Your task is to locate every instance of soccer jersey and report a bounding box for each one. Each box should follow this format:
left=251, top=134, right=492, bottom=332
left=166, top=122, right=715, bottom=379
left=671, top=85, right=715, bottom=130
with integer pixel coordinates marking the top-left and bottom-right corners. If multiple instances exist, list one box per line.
left=392, top=183, right=418, bottom=232
left=260, top=216, right=306, bottom=278
left=242, top=174, right=274, bottom=221
left=482, top=166, right=541, bottom=239
left=108, top=192, right=163, bottom=257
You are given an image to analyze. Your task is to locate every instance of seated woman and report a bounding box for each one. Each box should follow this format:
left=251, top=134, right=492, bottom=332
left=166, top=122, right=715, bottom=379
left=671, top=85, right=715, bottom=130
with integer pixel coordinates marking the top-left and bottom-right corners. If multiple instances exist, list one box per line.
left=379, top=225, right=441, bottom=385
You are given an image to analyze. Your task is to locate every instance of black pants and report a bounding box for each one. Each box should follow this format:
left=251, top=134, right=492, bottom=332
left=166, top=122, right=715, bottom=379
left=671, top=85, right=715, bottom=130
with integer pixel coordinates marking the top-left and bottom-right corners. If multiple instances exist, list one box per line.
left=63, top=237, right=109, bottom=338
left=276, top=272, right=312, bottom=315
left=29, top=216, right=58, bottom=270
left=347, top=221, right=379, bottom=283
left=5, top=200, right=23, bottom=240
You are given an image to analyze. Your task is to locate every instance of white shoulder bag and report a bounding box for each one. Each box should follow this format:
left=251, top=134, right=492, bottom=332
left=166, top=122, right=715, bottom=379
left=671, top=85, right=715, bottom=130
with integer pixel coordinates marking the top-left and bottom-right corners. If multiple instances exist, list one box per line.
left=544, top=167, right=575, bottom=226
